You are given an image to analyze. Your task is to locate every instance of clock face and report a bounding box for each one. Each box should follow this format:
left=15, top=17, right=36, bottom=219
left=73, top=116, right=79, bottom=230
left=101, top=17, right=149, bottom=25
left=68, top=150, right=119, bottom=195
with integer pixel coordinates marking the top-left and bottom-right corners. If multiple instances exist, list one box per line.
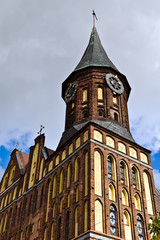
left=106, top=73, right=124, bottom=95
left=64, top=81, right=78, bottom=103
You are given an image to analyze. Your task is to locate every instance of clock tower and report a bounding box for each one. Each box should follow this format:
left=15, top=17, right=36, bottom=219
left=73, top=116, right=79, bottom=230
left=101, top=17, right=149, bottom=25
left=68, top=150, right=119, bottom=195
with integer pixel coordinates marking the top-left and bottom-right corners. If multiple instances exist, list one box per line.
left=0, top=26, right=159, bottom=240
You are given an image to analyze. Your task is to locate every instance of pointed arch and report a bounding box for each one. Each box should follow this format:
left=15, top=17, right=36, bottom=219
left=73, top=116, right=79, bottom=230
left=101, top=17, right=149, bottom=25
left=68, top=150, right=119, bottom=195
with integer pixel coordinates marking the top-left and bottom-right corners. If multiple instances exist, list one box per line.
left=123, top=210, right=132, bottom=240
left=143, top=171, right=153, bottom=215
left=76, top=186, right=79, bottom=202
left=94, top=150, right=102, bottom=196
left=109, top=183, right=116, bottom=201
left=134, top=193, right=141, bottom=211
left=94, top=130, right=102, bottom=142
left=66, top=211, right=70, bottom=240
left=95, top=199, right=103, bottom=232
left=122, top=188, right=129, bottom=206
left=52, top=174, right=57, bottom=198
left=39, top=158, right=44, bottom=180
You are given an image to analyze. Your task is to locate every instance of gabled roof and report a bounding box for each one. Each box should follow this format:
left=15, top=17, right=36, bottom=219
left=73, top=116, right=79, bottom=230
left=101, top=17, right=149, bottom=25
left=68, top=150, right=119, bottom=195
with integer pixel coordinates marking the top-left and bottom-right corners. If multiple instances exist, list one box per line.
left=74, top=27, right=118, bottom=72
left=16, top=151, right=29, bottom=175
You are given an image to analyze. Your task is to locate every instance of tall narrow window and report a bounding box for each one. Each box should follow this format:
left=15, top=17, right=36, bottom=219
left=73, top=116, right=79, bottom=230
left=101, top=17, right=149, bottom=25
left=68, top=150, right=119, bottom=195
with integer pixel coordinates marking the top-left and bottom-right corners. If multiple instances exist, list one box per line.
left=60, top=198, right=63, bottom=213
left=57, top=217, right=61, bottom=240
left=84, top=201, right=88, bottom=231
left=137, top=215, right=144, bottom=240
left=132, top=166, right=140, bottom=190
left=0, top=215, right=4, bottom=233
left=40, top=186, right=44, bottom=208
left=67, top=192, right=70, bottom=208
left=85, top=152, right=88, bottom=196
left=67, top=163, right=71, bottom=188
left=59, top=170, right=64, bottom=194
left=94, top=151, right=102, bottom=196
left=143, top=172, right=153, bottom=215
left=134, top=193, right=141, bottom=211
left=75, top=207, right=78, bottom=237
left=83, top=89, right=88, bottom=102
left=74, top=157, right=79, bottom=182
left=44, top=228, right=47, bottom=240
left=28, top=143, right=39, bottom=189
left=113, top=94, right=118, bottom=104
left=0, top=197, right=4, bottom=210
left=95, top=200, right=103, bottom=232
left=114, top=113, right=118, bottom=121
left=109, top=184, right=116, bottom=201
left=123, top=210, right=132, bottom=240
left=53, top=203, right=55, bottom=218
left=120, top=161, right=128, bottom=186
left=110, top=205, right=117, bottom=235
left=66, top=211, right=70, bottom=240
left=108, top=155, right=116, bottom=180
left=46, top=181, right=51, bottom=222
left=52, top=174, right=57, bottom=198
left=122, top=188, right=129, bottom=206
left=98, top=87, right=103, bottom=100
left=76, top=186, right=79, bottom=202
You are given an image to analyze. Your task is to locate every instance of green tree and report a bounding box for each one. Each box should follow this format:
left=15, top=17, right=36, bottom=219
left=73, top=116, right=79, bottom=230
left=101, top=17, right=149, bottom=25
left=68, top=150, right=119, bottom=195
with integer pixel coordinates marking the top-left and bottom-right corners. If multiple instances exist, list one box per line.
left=148, top=216, right=160, bottom=240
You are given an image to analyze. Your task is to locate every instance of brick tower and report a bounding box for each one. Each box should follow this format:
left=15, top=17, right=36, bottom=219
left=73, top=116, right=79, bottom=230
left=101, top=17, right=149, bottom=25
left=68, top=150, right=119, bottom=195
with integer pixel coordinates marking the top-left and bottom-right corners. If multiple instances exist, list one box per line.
left=0, top=26, right=159, bottom=240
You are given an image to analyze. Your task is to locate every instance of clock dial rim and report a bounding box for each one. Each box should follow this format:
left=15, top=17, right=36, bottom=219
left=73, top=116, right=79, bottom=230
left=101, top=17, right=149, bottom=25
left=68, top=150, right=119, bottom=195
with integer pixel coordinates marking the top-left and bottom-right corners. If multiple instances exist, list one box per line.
left=64, top=81, right=78, bottom=103
left=106, top=73, right=124, bottom=95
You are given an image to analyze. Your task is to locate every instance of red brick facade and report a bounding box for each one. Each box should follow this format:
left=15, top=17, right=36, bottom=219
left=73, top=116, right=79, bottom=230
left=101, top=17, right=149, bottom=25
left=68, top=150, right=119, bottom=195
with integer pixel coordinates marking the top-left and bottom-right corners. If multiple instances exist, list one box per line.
left=0, top=27, right=159, bottom=240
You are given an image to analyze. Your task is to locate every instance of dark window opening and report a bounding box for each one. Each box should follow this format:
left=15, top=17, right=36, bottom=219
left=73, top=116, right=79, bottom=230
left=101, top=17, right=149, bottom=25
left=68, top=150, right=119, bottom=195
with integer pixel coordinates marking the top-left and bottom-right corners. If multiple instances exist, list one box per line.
left=114, top=113, right=118, bottom=121
left=99, top=110, right=104, bottom=117
left=57, top=217, right=61, bottom=240
left=120, top=163, right=125, bottom=184
left=110, top=205, right=117, bottom=235
left=83, top=111, right=88, bottom=118
left=108, top=156, right=112, bottom=180
left=66, top=212, right=70, bottom=240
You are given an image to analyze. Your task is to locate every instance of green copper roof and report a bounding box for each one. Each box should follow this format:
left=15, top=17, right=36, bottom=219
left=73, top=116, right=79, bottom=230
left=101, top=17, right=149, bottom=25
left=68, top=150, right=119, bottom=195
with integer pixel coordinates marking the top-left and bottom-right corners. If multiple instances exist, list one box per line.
left=74, top=27, right=118, bottom=72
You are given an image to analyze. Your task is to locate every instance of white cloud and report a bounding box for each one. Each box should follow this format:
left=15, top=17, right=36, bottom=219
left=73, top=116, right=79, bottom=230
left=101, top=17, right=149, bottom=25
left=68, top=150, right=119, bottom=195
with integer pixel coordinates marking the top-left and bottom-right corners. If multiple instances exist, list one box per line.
left=153, top=169, right=160, bottom=189
left=0, top=166, right=5, bottom=181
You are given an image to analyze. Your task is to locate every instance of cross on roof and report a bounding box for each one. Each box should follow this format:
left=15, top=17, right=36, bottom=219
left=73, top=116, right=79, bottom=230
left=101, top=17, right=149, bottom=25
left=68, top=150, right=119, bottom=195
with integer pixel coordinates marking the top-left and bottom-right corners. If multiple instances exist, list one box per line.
left=38, top=125, right=45, bottom=135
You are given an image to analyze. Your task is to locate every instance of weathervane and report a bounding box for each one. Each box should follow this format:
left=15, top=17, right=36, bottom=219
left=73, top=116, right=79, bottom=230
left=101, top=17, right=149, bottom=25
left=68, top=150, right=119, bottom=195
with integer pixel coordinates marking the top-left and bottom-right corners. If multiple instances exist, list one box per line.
left=38, top=125, right=45, bottom=135
left=92, top=10, right=98, bottom=27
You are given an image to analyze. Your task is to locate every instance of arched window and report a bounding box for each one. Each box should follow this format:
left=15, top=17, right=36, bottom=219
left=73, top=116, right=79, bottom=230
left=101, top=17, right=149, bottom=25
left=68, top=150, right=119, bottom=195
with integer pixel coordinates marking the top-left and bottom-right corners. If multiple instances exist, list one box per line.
left=110, top=205, right=117, bottom=235
left=61, top=149, right=66, bottom=161
left=57, top=217, right=61, bottom=240
left=129, top=147, right=137, bottom=159
left=83, top=130, right=89, bottom=142
left=76, top=137, right=80, bottom=149
left=106, top=136, right=115, bottom=148
left=74, top=157, right=79, bottom=182
left=48, top=161, right=53, bottom=172
left=66, top=211, right=70, bottom=240
left=120, top=161, right=128, bottom=186
left=46, top=181, right=51, bottom=222
left=98, top=87, right=103, bottom=100
left=8, top=165, right=16, bottom=186
left=122, top=188, right=129, bottom=206
left=52, top=174, right=57, bottom=198
left=108, top=155, right=116, bottom=180
left=67, top=163, right=71, bottom=188
left=123, top=210, right=132, bottom=240
left=75, top=206, right=79, bottom=237
left=4, top=194, right=8, bottom=207
left=1, top=172, right=8, bottom=193
left=85, top=152, right=88, bottom=196
left=84, top=201, right=88, bottom=231
left=109, top=184, right=116, bottom=201
left=20, top=231, right=23, bottom=240
left=118, top=142, right=126, bottom=154
left=99, top=109, right=104, bottom=117
left=69, top=143, right=73, bottom=155
left=59, top=169, right=64, bottom=194
left=94, top=151, right=102, bottom=196
left=140, top=152, right=148, bottom=164
left=132, top=166, right=140, bottom=190
left=12, top=186, right=17, bottom=201
left=83, top=111, right=88, bottom=118
left=51, top=223, right=54, bottom=240
left=134, top=193, right=141, bottom=211
left=114, top=113, right=118, bottom=121
left=137, top=215, right=144, bottom=240
left=0, top=197, right=4, bottom=210
left=60, top=198, right=63, bottom=213
left=143, top=172, right=153, bottom=215
left=95, top=200, right=103, bottom=232
left=55, top=155, right=59, bottom=166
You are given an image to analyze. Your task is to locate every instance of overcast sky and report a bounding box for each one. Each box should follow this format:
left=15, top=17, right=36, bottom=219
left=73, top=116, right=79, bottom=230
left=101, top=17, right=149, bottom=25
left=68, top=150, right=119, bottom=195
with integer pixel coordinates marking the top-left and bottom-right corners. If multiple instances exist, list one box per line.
left=0, top=0, right=160, bottom=186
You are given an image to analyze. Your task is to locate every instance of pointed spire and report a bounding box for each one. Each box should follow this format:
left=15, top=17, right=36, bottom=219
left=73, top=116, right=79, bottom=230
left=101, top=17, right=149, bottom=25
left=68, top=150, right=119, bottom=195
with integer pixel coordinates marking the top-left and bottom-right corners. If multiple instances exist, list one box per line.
left=74, top=27, right=118, bottom=72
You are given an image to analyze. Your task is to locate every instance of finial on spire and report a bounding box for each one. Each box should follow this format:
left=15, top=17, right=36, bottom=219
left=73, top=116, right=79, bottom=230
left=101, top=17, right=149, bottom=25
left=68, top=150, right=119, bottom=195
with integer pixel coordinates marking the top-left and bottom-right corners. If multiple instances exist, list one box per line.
left=92, top=10, right=98, bottom=27
left=37, top=125, right=45, bottom=135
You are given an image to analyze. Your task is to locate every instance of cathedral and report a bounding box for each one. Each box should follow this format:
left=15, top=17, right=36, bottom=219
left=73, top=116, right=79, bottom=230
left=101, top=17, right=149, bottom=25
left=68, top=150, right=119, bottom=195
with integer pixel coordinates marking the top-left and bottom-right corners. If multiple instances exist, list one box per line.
left=0, top=25, right=159, bottom=240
